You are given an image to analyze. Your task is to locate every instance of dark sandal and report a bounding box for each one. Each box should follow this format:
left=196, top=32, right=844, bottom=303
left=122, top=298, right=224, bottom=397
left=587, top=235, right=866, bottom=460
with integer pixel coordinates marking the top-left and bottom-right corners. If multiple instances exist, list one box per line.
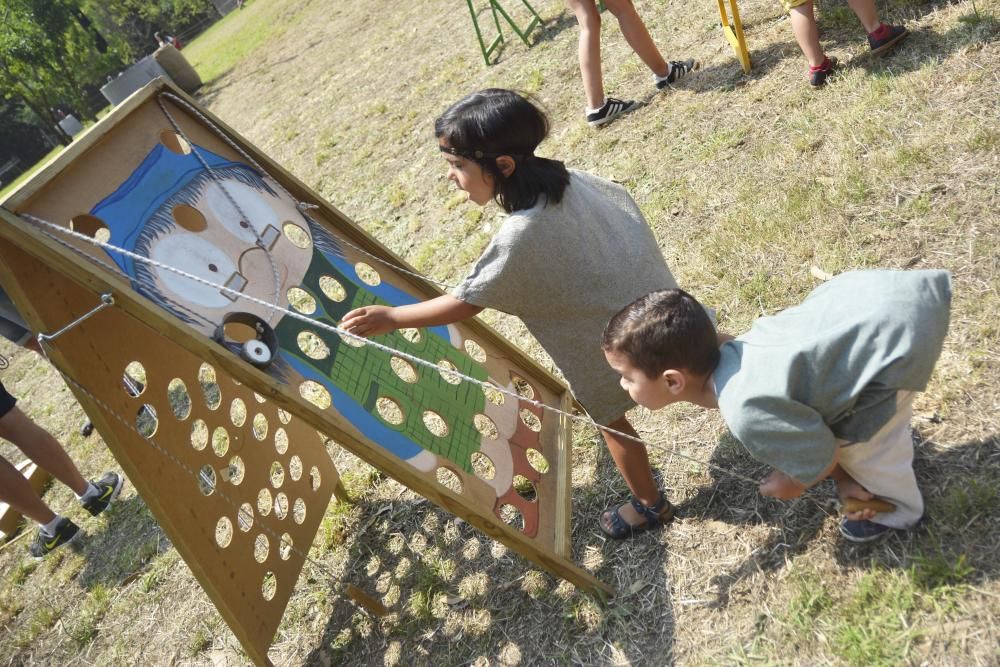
left=599, top=493, right=674, bottom=540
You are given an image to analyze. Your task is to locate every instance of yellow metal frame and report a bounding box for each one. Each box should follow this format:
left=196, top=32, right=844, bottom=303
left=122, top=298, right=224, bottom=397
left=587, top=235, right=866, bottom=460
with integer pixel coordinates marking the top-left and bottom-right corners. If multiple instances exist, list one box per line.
left=717, top=0, right=751, bottom=73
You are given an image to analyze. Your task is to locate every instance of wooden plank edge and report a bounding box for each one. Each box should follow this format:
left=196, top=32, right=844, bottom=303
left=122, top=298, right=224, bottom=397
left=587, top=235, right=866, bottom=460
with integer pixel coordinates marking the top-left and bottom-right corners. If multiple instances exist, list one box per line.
left=1, top=80, right=168, bottom=212
left=0, top=209, right=613, bottom=599
left=554, top=392, right=574, bottom=560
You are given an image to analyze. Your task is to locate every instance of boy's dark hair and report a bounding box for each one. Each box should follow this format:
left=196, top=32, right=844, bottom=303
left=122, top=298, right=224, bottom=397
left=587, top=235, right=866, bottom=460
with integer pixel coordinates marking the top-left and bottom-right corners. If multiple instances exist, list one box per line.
left=434, top=89, right=570, bottom=214
left=602, top=288, right=720, bottom=378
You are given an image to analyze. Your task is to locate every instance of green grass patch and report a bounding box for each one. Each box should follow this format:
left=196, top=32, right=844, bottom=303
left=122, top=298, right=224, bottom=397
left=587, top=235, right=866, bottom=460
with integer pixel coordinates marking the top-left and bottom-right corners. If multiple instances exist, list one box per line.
left=7, top=559, right=39, bottom=587
left=936, top=477, right=999, bottom=521
left=832, top=571, right=920, bottom=666
left=15, top=604, right=61, bottom=649
left=785, top=570, right=835, bottom=634
left=183, top=1, right=311, bottom=84
left=187, top=626, right=213, bottom=656
left=68, top=584, right=112, bottom=647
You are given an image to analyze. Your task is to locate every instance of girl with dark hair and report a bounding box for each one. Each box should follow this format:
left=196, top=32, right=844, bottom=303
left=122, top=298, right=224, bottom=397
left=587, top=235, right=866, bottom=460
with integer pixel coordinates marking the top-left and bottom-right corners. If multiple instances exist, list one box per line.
left=343, top=89, right=686, bottom=538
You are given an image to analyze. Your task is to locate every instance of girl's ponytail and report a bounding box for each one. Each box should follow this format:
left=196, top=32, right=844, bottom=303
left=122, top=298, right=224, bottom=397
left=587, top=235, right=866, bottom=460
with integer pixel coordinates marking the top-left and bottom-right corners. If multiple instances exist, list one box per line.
left=434, top=89, right=569, bottom=213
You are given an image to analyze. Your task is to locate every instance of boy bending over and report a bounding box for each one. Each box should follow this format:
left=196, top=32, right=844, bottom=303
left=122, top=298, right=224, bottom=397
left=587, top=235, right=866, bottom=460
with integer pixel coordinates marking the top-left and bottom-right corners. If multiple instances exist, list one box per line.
left=601, top=270, right=951, bottom=542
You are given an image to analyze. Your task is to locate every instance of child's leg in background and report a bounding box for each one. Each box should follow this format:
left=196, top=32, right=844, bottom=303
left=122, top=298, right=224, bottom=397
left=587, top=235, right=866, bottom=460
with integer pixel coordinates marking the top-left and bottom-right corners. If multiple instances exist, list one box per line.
left=0, top=455, right=57, bottom=525
left=603, top=0, right=669, bottom=78
left=567, top=0, right=607, bottom=109
left=601, top=415, right=665, bottom=526
left=846, top=0, right=880, bottom=32
left=0, top=407, right=89, bottom=498
left=838, top=391, right=924, bottom=529
left=787, top=0, right=826, bottom=67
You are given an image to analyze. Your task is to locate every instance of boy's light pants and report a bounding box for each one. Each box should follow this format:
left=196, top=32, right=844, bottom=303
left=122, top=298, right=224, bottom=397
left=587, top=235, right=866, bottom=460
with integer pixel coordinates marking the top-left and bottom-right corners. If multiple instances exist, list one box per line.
left=837, top=391, right=923, bottom=529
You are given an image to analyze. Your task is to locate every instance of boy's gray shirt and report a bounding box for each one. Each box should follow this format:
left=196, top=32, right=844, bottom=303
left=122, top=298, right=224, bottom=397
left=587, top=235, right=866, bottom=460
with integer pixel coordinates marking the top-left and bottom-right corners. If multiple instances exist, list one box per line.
left=713, top=270, right=951, bottom=485
left=452, top=170, right=677, bottom=424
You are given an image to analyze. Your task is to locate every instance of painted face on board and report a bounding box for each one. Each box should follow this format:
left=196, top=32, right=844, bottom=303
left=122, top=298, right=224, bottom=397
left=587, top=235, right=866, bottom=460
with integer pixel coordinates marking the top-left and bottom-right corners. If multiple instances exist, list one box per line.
left=145, top=177, right=312, bottom=326
left=604, top=348, right=677, bottom=411
left=439, top=140, right=496, bottom=206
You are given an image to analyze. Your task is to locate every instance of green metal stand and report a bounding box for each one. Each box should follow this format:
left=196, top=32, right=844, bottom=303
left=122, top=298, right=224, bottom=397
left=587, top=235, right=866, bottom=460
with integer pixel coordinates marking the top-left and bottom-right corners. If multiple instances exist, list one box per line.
left=466, top=0, right=544, bottom=66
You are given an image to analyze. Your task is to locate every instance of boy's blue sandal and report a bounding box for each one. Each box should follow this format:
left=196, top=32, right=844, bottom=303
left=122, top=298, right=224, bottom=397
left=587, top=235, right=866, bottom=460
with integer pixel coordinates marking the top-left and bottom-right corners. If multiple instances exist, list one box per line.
left=600, top=493, right=674, bottom=539
left=840, top=518, right=892, bottom=543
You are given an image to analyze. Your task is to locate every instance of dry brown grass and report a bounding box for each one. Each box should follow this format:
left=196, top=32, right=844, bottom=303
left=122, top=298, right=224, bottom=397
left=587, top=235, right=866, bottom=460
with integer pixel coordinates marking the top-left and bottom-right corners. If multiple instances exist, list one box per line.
left=1, top=0, right=998, bottom=663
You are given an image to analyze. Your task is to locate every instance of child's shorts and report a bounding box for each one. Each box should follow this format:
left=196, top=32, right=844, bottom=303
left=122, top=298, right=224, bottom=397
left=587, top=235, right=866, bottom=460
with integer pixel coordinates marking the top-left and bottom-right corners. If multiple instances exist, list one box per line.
left=0, top=288, right=31, bottom=347
left=779, top=0, right=810, bottom=12
left=0, top=381, right=17, bottom=419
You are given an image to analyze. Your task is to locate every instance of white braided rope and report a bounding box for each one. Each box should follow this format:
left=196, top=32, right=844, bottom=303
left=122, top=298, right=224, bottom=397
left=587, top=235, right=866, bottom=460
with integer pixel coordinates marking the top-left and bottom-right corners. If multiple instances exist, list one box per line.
left=157, top=93, right=284, bottom=323
left=37, top=337, right=349, bottom=584
left=20, top=212, right=760, bottom=486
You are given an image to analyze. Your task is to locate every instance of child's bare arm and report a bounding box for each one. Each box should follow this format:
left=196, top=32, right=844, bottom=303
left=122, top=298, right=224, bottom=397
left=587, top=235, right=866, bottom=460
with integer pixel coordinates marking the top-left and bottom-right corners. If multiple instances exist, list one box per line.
left=341, top=295, right=483, bottom=337
left=758, top=446, right=841, bottom=500
left=758, top=469, right=808, bottom=499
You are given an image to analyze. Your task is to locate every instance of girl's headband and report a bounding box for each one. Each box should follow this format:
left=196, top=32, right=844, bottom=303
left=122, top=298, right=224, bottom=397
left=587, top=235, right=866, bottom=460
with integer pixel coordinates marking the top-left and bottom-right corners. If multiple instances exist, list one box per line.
left=439, top=145, right=533, bottom=161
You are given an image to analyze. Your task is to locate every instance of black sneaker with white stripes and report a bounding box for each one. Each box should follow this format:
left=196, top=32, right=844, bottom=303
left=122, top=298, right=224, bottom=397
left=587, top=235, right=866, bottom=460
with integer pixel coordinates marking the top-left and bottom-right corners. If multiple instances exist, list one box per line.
left=585, top=97, right=637, bottom=127
left=655, top=59, right=699, bottom=90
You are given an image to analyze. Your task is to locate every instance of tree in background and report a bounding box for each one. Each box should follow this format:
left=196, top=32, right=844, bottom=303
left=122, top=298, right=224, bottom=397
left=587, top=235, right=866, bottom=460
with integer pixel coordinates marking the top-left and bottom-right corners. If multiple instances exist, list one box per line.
left=0, top=0, right=127, bottom=143
left=0, top=0, right=217, bottom=154
left=83, top=0, right=216, bottom=58
left=0, top=99, right=57, bottom=177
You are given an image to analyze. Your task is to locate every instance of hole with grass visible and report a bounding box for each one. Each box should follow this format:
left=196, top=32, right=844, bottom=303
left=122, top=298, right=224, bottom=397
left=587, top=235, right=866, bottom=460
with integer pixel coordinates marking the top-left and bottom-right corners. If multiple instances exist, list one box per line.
left=423, top=410, right=449, bottom=437
left=229, top=398, right=247, bottom=427
left=376, top=397, right=405, bottom=425
left=198, top=363, right=222, bottom=410
left=471, top=452, right=495, bottom=480
left=191, top=419, right=208, bottom=450
left=168, top=378, right=191, bottom=420
left=215, top=516, right=232, bottom=547
left=212, top=426, right=230, bottom=457
left=136, top=404, right=158, bottom=438
left=436, top=466, right=463, bottom=493
left=283, top=223, right=310, bottom=249
left=297, top=330, right=330, bottom=360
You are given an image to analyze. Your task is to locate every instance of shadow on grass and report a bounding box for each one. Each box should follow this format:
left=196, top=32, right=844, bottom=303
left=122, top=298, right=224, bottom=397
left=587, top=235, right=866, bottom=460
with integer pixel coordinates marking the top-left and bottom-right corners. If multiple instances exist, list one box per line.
left=195, top=52, right=304, bottom=105
left=75, top=494, right=169, bottom=590
left=674, top=432, right=1000, bottom=607
left=301, top=471, right=678, bottom=665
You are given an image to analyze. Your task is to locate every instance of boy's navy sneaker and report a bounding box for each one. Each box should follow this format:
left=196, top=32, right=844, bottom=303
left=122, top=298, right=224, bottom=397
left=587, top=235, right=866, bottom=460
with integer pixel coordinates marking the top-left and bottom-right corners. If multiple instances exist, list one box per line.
left=655, top=59, right=699, bottom=90
left=29, top=517, right=80, bottom=559
left=868, top=24, right=909, bottom=55
left=586, top=97, right=637, bottom=127
left=81, top=471, right=124, bottom=516
left=840, top=518, right=892, bottom=543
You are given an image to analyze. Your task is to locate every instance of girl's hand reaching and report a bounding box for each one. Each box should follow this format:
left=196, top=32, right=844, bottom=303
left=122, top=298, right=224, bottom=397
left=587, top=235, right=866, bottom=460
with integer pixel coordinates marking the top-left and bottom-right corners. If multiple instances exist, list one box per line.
left=341, top=305, right=398, bottom=337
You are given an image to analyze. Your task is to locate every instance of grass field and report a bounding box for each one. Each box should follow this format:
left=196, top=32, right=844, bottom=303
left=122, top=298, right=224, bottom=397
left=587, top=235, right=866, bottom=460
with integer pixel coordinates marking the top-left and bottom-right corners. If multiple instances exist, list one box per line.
left=0, top=0, right=998, bottom=664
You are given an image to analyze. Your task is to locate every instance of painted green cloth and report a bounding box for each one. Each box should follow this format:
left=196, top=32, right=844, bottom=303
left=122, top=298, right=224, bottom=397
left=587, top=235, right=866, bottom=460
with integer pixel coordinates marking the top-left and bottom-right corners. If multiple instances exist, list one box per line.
left=714, top=269, right=952, bottom=484
left=277, top=248, right=488, bottom=473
